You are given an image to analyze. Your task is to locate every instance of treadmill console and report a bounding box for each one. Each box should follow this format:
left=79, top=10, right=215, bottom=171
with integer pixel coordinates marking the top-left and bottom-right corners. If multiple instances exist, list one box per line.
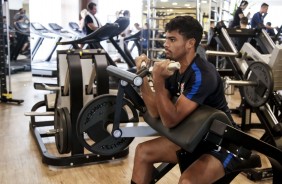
left=49, top=23, right=63, bottom=31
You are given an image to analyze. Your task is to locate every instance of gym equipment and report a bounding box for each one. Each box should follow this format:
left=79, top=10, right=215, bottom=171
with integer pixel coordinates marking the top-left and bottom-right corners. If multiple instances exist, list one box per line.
left=206, top=22, right=282, bottom=180
left=59, top=17, right=136, bottom=71
left=0, top=0, right=24, bottom=104
left=9, top=21, right=31, bottom=72
left=30, top=22, right=58, bottom=76
left=76, top=61, right=180, bottom=155
left=78, top=63, right=282, bottom=183
left=25, top=47, right=129, bottom=166
left=30, top=22, right=75, bottom=77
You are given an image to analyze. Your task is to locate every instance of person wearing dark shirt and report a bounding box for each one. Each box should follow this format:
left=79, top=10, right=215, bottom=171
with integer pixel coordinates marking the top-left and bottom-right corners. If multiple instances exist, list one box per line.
left=250, top=3, right=269, bottom=28
left=231, top=1, right=249, bottom=28
left=84, top=2, right=102, bottom=35
left=266, top=22, right=276, bottom=36
left=131, top=16, right=238, bottom=184
left=235, top=17, right=249, bottom=50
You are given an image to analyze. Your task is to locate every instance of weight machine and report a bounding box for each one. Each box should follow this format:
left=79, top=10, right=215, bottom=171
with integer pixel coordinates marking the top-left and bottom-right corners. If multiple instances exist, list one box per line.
left=25, top=23, right=133, bottom=166
left=206, top=22, right=282, bottom=181
left=25, top=48, right=128, bottom=166
left=75, top=62, right=282, bottom=183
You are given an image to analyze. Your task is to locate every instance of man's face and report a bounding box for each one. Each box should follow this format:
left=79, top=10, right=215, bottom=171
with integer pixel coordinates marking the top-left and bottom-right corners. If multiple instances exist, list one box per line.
left=262, top=6, right=268, bottom=13
left=90, top=6, right=97, bottom=15
left=164, top=30, right=189, bottom=61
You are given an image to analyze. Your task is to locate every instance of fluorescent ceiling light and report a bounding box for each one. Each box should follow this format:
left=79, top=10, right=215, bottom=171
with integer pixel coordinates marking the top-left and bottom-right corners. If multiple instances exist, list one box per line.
left=202, top=0, right=207, bottom=3
left=160, top=0, right=168, bottom=2
left=184, top=4, right=190, bottom=7
left=172, top=2, right=178, bottom=5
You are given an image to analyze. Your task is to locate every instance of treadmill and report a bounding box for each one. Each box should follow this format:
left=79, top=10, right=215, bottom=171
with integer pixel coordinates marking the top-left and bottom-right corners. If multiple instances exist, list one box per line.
left=30, top=22, right=75, bottom=77
left=5, top=23, right=31, bottom=74
left=30, top=22, right=59, bottom=76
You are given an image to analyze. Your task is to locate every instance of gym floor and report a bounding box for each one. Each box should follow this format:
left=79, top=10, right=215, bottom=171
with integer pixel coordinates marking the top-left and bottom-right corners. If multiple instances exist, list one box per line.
left=0, top=71, right=272, bottom=184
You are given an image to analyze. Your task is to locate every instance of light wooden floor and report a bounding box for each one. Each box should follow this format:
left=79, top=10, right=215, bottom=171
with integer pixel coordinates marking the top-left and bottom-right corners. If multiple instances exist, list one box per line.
left=0, top=72, right=273, bottom=184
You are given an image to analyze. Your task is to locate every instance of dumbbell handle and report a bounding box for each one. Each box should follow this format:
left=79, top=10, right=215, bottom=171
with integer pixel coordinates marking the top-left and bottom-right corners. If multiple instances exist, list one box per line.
left=141, top=61, right=180, bottom=72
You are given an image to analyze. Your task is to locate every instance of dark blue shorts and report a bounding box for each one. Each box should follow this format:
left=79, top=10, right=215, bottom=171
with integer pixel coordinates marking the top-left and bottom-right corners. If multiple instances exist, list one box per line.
left=209, top=147, right=241, bottom=174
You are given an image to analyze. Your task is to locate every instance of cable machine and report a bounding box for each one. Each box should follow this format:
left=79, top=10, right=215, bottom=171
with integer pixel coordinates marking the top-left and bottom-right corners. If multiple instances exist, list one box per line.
left=0, top=0, right=23, bottom=104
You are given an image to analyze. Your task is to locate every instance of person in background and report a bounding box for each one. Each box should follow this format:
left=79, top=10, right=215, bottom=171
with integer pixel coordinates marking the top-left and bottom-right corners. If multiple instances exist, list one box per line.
left=13, top=9, right=30, bottom=56
left=231, top=1, right=249, bottom=28
left=141, top=23, right=152, bottom=51
left=84, top=2, right=102, bottom=35
left=250, top=3, right=269, bottom=28
left=235, top=17, right=249, bottom=50
left=120, top=10, right=132, bottom=37
left=265, top=22, right=276, bottom=36
left=13, top=8, right=29, bottom=24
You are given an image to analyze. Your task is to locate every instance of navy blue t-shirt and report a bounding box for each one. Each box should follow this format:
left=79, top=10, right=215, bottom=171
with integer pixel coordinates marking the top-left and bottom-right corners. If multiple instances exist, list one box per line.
left=251, top=12, right=264, bottom=28
left=165, top=55, right=233, bottom=120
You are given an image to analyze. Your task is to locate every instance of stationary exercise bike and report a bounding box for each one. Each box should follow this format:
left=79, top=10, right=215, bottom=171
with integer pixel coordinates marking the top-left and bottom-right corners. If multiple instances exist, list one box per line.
left=76, top=61, right=282, bottom=183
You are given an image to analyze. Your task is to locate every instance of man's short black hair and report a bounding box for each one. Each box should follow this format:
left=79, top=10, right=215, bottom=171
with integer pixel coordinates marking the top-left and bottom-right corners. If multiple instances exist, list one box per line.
left=87, top=2, right=97, bottom=10
left=165, top=16, right=203, bottom=48
left=266, top=22, right=271, bottom=26
left=240, top=17, right=248, bottom=25
left=261, top=3, right=269, bottom=7
left=123, top=10, right=130, bottom=17
left=240, top=1, right=248, bottom=7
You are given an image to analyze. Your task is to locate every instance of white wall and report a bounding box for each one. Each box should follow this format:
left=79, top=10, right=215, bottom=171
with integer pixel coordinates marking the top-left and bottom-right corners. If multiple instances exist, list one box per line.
left=29, top=0, right=79, bottom=28
left=9, top=0, right=23, bottom=10
left=245, top=1, right=281, bottom=27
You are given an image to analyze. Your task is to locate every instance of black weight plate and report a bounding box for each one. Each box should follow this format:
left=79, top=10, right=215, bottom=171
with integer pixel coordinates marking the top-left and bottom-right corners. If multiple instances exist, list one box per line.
left=243, top=62, right=273, bottom=107
left=62, top=107, right=72, bottom=154
left=54, top=108, right=68, bottom=154
left=76, top=94, right=138, bottom=155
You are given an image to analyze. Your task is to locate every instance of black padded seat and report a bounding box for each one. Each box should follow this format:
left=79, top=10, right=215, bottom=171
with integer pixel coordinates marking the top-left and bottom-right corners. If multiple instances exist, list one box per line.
left=144, top=105, right=232, bottom=153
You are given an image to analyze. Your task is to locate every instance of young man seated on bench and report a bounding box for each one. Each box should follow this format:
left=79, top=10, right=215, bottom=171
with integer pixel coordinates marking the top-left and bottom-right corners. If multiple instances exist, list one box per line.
left=131, top=16, right=239, bottom=184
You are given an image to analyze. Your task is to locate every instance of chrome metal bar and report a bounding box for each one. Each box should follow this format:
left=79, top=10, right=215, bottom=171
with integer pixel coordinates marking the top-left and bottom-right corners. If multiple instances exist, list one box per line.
left=206, top=50, right=239, bottom=57
left=225, top=80, right=257, bottom=86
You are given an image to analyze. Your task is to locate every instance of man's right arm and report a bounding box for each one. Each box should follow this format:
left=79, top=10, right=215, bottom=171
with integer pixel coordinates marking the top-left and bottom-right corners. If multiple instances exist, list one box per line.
left=140, top=77, right=159, bottom=118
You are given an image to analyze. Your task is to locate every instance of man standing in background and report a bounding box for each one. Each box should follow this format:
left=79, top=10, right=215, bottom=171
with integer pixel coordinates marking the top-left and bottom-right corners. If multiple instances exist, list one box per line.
left=84, top=2, right=102, bottom=35
left=250, top=3, right=269, bottom=28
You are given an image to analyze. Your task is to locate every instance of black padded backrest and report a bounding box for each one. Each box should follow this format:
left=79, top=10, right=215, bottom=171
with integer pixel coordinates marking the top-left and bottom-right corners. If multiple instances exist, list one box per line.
left=124, top=31, right=141, bottom=41
left=112, top=17, right=130, bottom=37
left=58, top=23, right=119, bottom=45
left=144, top=105, right=232, bottom=153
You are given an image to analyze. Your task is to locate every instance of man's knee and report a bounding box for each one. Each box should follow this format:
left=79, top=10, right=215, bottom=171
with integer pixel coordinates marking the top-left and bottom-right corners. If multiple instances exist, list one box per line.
left=135, top=143, right=149, bottom=161
left=178, top=176, right=193, bottom=184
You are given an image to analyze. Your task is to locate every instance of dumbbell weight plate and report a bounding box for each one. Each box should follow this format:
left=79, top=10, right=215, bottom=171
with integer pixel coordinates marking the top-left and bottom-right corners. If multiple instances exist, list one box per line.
left=62, top=107, right=72, bottom=153
left=76, top=94, right=138, bottom=155
left=243, top=62, right=273, bottom=107
left=54, top=107, right=72, bottom=154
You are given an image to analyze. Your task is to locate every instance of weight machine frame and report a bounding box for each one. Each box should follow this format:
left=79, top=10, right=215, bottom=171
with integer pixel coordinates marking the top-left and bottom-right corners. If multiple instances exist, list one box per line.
left=28, top=49, right=128, bottom=166
left=210, top=24, right=282, bottom=180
